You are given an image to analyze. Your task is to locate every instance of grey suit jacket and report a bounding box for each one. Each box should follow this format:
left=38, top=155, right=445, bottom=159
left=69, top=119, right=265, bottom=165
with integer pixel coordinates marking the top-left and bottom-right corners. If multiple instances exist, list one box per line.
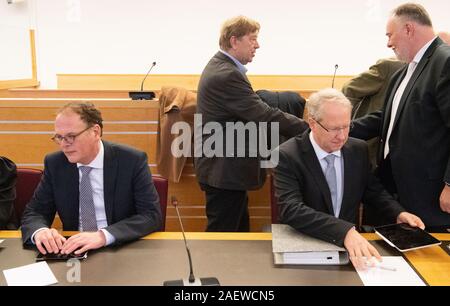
left=195, top=51, right=308, bottom=190
left=21, top=141, right=162, bottom=245
left=351, top=38, right=450, bottom=227
left=274, top=131, right=404, bottom=247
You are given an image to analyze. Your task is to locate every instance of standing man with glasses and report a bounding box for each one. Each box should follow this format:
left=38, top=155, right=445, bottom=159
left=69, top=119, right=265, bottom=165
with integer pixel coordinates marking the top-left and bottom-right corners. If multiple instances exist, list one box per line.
left=274, top=88, right=424, bottom=269
left=351, top=3, right=450, bottom=231
left=21, top=102, right=162, bottom=255
left=195, top=16, right=307, bottom=232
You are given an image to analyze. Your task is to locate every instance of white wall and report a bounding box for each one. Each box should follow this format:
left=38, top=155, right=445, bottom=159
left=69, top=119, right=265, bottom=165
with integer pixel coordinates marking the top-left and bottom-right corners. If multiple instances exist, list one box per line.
left=0, top=0, right=32, bottom=80
left=2, top=0, right=449, bottom=88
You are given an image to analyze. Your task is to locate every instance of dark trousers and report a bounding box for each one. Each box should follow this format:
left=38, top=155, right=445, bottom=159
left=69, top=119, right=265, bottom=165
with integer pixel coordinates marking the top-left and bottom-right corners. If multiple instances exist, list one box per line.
left=376, top=155, right=398, bottom=195
left=362, top=155, right=398, bottom=227
left=200, top=183, right=250, bottom=232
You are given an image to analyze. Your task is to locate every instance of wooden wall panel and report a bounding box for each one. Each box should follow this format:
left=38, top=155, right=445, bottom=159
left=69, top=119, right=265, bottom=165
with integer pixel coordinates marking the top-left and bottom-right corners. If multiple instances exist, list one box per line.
left=57, top=74, right=353, bottom=93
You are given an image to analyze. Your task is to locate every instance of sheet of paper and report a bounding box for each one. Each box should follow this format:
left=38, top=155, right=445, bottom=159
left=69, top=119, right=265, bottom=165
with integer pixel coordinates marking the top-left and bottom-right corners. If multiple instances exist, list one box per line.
left=357, top=256, right=425, bottom=286
left=0, top=239, right=4, bottom=244
left=3, top=261, right=58, bottom=286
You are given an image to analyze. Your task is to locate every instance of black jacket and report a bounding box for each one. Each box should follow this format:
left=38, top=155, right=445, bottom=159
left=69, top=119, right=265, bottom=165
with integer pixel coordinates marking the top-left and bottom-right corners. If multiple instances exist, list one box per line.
left=0, top=157, right=17, bottom=229
left=274, top=131, right=404, bottom=246
left=195, top=52, right=308, bottom=190
left=21, top=141, right=162, bottom=244
left=351, top=38, right=450, bottom=227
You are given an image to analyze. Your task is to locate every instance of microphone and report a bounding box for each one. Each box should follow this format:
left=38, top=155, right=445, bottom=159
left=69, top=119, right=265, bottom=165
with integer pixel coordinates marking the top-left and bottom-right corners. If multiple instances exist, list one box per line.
left=332, top=64, right=339, bottom=88
left=140, top=61, right=156, bottom=92
left=129, top=61, right=156, bottom=100
left=163, top=196, right=220, bottom=286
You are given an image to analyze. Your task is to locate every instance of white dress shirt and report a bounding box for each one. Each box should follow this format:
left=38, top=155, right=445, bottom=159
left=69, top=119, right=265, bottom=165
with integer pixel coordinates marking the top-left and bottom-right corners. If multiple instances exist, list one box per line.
left=77, top=141, right=115, bottom=245
left=384, top=37, right=437, bottom=158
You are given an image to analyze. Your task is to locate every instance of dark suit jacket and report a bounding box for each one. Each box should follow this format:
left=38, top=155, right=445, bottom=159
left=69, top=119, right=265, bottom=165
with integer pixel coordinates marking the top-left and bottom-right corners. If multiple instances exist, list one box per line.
left=274, top=131, right=404, bottom=247
left=195, top=51, right=308, bottom=190
left=21, top=141, right=162, bottom=245
left=0, top=157, right=17, bottom=229
left=351, top=38, right=450, bottom=227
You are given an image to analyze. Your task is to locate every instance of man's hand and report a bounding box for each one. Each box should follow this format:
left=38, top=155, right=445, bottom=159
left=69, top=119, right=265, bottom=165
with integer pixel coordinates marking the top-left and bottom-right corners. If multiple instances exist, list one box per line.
left=344, top=227, right=381, bottom=270
left=60, top=231, right=106, bottom=255
left=396, top=212, right=425, bottom=229
left=440, top=185, right=450, bottom=214
left=34, top=228, right=66, bottom=255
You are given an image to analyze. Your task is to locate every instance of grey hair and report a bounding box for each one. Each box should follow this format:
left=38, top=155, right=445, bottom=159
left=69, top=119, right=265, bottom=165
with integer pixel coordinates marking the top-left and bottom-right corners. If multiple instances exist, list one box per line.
left=308, top=88, right=352, bottom=121
left=392, top=3, right=432, bottom=27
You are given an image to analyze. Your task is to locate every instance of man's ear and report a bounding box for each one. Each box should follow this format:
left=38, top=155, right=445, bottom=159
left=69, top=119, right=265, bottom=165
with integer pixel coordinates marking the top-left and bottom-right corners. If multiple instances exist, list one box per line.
left=308, top=118, right=316, bottom=131
left=229, top=36, right=236, bottom=49
left=93, top=124, right=102, bottom=137
left=405, top=22, right=415, bottom=37
left=229, top=36, right=241, bottom=50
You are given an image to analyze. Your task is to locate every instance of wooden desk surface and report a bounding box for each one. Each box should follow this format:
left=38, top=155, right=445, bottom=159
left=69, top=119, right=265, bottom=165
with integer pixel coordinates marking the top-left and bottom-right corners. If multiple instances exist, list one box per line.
left=1, top=231, right=449, bottom=286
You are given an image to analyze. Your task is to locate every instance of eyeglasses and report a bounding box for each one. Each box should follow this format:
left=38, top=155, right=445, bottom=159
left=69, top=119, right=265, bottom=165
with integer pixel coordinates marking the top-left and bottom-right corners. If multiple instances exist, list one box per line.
left=312, top=118, right=353, bottom=135
left=51, top=126, right=92, bottom=145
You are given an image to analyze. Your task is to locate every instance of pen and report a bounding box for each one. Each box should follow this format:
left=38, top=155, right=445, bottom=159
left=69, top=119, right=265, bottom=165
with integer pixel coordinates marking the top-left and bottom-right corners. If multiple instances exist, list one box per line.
left=374, top=265, right=397, bottom=272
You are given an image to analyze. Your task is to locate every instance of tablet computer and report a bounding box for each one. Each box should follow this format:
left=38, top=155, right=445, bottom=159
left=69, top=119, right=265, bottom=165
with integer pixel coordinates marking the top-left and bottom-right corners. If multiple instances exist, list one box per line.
left=36, top=251, right=88, bottom=261
left=375, top=223, right=441, bottom=252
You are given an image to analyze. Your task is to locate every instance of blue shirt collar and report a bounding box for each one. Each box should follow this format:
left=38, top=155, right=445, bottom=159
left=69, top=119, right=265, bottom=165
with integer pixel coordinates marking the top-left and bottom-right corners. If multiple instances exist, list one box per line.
left=219, top=49, right=248, bottom=75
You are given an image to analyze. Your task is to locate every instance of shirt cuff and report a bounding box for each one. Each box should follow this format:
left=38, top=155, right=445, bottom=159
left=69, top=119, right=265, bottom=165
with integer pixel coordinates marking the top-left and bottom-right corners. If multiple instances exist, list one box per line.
left=100, top=229, right=116, bottom=246
left=31, top=227, right=49, bottom=244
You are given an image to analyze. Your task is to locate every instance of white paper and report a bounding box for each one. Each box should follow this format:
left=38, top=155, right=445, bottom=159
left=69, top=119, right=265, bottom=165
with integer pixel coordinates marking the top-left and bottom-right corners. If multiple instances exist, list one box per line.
left=3, top=262, right=58, bottom=286
left=357, top=256, right=425, bottom=286
left=0, top=240, right=4, bottom=244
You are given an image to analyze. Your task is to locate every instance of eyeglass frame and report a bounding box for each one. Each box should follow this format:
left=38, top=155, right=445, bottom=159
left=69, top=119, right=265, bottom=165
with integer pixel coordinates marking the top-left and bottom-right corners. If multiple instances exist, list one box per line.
left=51, top=125, right=94, bottom=145
left=311, top=118, right=354, bottom=134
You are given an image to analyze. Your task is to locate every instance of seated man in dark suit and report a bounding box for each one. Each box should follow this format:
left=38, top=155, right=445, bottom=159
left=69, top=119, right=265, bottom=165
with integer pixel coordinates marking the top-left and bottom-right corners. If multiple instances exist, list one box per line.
left=21, top=102, right=162, bottom=255
left=274, top=88, right=424, bottom=268
left=0, top=156, right=17, bottom=229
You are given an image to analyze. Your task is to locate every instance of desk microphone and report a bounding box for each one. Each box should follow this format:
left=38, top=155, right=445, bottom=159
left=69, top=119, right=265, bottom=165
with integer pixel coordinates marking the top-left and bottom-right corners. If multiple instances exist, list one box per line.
left=163, top=197, right=220, bottom=286
left=332, top=64, right=339, bottom=88
left=140, top=61, right=156, bottom=92
left=129, top=61, right=156, bottom=100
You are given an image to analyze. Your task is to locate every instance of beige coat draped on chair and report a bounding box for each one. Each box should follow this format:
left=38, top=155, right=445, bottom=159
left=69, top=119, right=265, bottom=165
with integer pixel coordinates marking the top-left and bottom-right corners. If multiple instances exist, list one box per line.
left=157, top=86, right=197, bottom=182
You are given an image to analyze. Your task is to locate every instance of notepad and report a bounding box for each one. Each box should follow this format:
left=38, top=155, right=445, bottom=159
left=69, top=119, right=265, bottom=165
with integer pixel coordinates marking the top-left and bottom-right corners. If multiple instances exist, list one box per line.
left=3, top=262, right=58, bottom=286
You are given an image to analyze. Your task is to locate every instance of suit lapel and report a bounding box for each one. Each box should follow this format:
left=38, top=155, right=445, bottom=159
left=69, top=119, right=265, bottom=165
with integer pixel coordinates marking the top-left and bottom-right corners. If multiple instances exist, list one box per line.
left=65, top=162, right=79, bottom=230
left=103, top=141, right=117, bottom=225
left=382, top=68, right=406, bottom=137
left=340, top=144, right=354, bottom=219
left=384, top=38, right=442, bottom=136
left=301, top=135, right=334, bottom=214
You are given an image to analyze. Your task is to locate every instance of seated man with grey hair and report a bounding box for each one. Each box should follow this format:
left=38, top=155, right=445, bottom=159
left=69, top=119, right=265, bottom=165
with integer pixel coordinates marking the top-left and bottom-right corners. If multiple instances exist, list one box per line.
left=273, top=88, right=424, bottom=269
